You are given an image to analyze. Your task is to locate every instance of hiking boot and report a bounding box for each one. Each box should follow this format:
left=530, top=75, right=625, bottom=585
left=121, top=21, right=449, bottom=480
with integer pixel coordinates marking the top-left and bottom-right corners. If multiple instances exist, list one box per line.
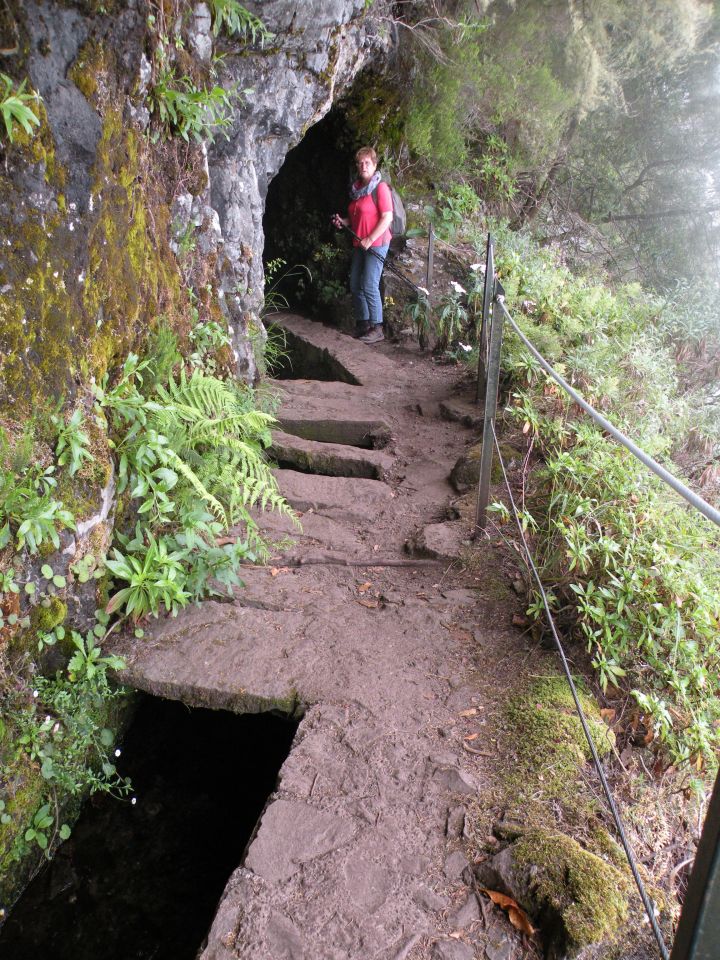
left=353, top=322, right=373, bottom=339
left=360, top=326, right=385, bottom=344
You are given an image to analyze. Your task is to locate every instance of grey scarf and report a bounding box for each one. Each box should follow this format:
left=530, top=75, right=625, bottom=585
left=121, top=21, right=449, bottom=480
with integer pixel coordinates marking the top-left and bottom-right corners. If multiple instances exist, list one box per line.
left=350, top=171, right=381, bottom=200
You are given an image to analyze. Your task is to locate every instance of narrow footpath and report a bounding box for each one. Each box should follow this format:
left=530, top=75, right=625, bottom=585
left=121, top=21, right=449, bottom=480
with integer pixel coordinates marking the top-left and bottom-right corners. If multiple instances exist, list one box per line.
left=113, top=315, right=532, bottom=960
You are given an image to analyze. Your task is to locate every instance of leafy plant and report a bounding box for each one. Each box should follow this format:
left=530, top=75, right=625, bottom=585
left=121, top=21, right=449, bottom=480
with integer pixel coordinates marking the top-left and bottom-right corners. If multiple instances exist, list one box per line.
left=52, top=407, right=94, bottom=477
left=435, top=284, right=469, bottom=350
left=491, top=221, right=720, bottom=767
left=150, top=44, right=241, bottom=144
left=209, top=0, right=274, bottom=46
left=94, top=355, right=295, bottom=620
left=105, top=530, right=191, bottom=620
left=0, top=73, right=41, bottom=144
left=0, top=460, right=75, bottom=553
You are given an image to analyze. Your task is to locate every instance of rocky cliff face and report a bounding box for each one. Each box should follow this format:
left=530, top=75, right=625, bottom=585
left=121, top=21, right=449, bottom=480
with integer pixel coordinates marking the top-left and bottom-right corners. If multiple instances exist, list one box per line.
left=0, top=0, right=388, bottom=907
left=1, top=0, right=386, bottom=402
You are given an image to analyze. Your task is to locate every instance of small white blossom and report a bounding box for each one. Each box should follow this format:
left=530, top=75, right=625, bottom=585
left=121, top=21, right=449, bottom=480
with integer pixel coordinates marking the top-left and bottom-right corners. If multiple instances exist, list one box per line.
left=114, top=749, right=121, bottom=757
left=458, top=342, right=472, bottom=352
left=32, top=689, right=39, bottom=698
left=131, top=797, right=137, bottom=805
left=469, top=263, right=484, bottom=272
left=449, top=281, right=466, bottom=295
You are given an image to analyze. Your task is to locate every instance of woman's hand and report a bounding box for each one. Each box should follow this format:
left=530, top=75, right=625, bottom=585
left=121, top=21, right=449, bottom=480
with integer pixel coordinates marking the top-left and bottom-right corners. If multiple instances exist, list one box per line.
left=332, top=213, right=348, bottom=229
left=359, top=236, right=374, bottom=250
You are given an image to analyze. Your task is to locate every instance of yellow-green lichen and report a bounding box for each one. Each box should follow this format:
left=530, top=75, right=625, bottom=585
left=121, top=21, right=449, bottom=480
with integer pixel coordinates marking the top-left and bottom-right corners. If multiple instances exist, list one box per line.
left=82, top=108, right=188, bottom=382
left=68, top=38, right=110, bottom=105
left=513, top=828, right=630, bottom=948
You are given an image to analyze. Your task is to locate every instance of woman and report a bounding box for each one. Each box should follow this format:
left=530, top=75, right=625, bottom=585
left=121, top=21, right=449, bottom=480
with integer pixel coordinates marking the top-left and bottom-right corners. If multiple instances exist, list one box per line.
left=333, top=146, right=393, bottom=344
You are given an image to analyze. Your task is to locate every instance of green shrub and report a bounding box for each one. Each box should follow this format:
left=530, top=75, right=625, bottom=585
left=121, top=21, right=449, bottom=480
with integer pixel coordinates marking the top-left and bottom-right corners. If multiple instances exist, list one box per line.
left=481, top=222, right=720, bottom=768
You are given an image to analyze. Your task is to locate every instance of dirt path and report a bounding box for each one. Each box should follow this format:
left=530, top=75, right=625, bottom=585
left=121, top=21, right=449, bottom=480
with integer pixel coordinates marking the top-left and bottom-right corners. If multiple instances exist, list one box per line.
left=112, top=315, right=533, bottom=960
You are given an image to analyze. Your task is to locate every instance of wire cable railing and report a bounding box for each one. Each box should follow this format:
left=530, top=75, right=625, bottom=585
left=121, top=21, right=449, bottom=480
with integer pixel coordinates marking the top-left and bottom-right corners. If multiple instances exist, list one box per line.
left=473, top=233, right=720, bottom=960
left=490, top=422, right=670, bottom=960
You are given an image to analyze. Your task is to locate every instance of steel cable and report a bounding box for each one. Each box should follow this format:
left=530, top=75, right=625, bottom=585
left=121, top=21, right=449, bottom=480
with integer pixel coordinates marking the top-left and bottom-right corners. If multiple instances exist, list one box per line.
left=490, top=421, right=670, bottom=960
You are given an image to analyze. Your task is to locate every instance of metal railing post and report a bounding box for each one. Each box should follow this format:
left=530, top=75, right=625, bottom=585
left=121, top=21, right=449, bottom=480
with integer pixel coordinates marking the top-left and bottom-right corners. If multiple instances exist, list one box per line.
left=476, top=233, right=494, bottom=403
left=669, top=769, right=720, bottom=960
left=422, top=225, right=434, bottom=351
left=475, top=289, right=503, bottom=533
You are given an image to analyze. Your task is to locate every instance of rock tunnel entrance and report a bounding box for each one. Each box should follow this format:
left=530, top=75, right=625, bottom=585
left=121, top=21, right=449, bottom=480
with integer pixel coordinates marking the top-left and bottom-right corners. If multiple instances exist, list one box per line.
left=0, top=696, right=298, bottom=960
left=263, top=106, right=356, bottom=322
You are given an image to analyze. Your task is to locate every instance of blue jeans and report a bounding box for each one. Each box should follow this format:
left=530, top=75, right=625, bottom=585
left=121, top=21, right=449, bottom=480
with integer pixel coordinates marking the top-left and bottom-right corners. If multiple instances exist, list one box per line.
left=350, top=244, right=389, bottom=327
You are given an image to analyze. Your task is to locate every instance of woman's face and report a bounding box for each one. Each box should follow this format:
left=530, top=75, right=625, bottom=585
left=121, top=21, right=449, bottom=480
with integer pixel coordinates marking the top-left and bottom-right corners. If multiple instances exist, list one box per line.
left=356, top=154, right=377, bottom=184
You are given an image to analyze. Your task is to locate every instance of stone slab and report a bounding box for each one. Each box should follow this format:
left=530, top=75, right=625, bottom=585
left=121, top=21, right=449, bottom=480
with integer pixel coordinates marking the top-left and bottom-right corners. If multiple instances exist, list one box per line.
left=270, top=430, right=394, bottom=480
left=274, top=468, right=394, bottom=521
left=271, top=313, right=399, bottom=387
left=439, top=397, right=484, bottom=430
left=245, top=800, right=357, bottom=882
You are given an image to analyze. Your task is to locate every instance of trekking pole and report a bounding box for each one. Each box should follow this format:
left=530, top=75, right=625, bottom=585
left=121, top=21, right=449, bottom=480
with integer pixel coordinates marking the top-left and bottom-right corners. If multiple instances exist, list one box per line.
left=339, top=224, right=428, bottom=298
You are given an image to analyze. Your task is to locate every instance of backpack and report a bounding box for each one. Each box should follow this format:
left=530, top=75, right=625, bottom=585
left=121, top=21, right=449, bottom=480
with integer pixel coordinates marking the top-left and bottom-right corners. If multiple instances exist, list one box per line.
left=372, top=172, right=406, bottom=239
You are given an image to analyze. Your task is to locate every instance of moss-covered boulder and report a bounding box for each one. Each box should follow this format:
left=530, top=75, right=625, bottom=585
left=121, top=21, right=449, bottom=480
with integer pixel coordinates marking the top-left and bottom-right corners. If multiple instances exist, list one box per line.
left=450, top=441, right=522, bottom=493
left=477, top=827, right=630, bottom=958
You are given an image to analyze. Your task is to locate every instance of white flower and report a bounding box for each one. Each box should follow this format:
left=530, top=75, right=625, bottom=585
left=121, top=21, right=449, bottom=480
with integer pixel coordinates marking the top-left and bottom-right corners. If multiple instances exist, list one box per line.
left=469, top=263, right=485, bottom=272
left=449, top=281, right=466, bottom=295
left=114, top=749, right=121, bottom=757
left=458, top=342, right=472, bottom=352
left=32, top=689, right=39, bottom=698
left=131, top=797, right=137, bottom=805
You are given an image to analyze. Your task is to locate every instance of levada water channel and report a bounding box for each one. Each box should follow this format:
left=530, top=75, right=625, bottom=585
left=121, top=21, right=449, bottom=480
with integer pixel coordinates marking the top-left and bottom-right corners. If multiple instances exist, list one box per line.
left=0, top=695, right=298, bottom=959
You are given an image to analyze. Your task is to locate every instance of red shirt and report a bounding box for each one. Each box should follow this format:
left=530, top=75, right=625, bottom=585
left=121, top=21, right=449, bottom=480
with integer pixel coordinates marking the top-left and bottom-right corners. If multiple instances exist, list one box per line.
left=348, top=181, right=392, bottom=247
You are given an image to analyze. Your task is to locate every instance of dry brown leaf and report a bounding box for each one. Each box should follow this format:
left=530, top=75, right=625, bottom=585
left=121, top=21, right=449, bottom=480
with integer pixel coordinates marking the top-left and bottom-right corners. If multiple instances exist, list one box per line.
left=356, top=598, right=379, bottom=609
left=512, top=613, right=529, bottom=627
left=357, top=582, right=372, bottom=593
left=458, top=708, right=478, bottom=718
left=216, top=536, right=236, bottom=546
left=480, top=888, right=518, bottom=910
left=270, top=567, right=290, bottom=577
left=464, top=733, right=479, bottom=741
left=600, top=708, right=616, bottom=725
left=508, top=905, right=536, bottom=935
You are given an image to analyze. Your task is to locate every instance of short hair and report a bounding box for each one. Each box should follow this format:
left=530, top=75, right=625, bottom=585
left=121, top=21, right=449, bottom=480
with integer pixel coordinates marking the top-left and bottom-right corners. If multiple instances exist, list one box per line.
left=355, top=146, right=377, bottom=164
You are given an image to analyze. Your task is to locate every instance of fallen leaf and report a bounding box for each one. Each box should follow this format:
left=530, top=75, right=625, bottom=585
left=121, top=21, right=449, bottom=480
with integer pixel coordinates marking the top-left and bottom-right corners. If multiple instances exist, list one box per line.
left=464, top=733, right=479, bottom=741
left=216, top=536, right=237, bottom=546
left=480, top=888, right=517, bottom=910
left=600, top=708, right=616, bottom=725
left=512, top=614, right=529, bottom=627
left=356, top=598, right=379, bottom=609
left=480, top=889, right=537, bottom=937
left=508, top=905, right=536, bottom=935
left=270, top=567, right=290, bottom=577
left=357, top=582, right=372, bottom=593
left=458, top=708, right=478, bottom=717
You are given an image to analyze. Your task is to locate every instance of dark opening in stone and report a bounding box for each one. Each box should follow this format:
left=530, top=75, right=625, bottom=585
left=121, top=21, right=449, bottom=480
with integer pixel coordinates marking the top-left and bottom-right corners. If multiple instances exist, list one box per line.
left=0, top=696, right=298, bottom=960
left=263, top=107, right=355, bottom=320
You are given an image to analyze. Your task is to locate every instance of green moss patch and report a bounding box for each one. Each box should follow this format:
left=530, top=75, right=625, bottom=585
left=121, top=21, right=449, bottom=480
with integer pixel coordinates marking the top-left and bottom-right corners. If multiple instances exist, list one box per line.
left=514, top=828, right=630, bottom=949
left=503, top=674, right=614, bottom=828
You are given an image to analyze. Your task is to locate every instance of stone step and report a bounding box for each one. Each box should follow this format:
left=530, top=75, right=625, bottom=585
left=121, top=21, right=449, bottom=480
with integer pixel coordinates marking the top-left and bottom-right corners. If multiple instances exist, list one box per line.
left=269, top=312, right=398, bottom=387
left=270, top=430, right=394, bottom=480
left=274, top=468, right=393, bottom=523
